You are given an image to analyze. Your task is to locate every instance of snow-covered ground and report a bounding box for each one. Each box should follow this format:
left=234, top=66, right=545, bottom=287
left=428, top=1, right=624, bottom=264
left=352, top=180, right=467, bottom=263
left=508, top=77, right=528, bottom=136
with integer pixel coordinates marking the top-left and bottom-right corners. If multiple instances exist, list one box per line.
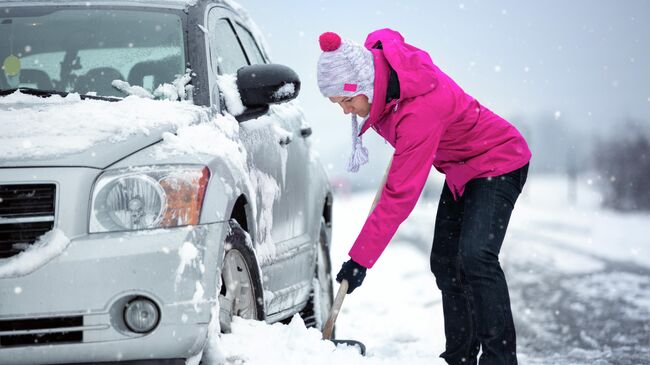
left=217, top=190, right=446, bottom=365
left=218, top=173, right=650, bottom=364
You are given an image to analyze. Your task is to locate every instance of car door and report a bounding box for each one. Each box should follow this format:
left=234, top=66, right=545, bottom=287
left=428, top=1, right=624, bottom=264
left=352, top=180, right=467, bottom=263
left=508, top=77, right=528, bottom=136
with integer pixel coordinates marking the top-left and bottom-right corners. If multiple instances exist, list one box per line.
left=234, top=23, right=314, bottom=241
left=207, top=9, right=311, bottom=315
left=207, top=15, right=291, bottom=243
left=234, top=23, right=316, bottom=314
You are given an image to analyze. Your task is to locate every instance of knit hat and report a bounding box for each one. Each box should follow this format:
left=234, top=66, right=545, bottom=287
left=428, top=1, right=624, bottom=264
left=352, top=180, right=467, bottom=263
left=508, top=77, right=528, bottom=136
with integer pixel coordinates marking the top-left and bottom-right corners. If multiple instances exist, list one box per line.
left=317, top=32, right=375, bottom=172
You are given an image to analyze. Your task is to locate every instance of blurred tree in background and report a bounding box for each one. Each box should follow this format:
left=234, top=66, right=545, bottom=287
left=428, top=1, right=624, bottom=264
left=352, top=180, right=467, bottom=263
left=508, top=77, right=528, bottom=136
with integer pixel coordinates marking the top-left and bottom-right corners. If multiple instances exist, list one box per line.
left=595, top=120, right=650, bottom=211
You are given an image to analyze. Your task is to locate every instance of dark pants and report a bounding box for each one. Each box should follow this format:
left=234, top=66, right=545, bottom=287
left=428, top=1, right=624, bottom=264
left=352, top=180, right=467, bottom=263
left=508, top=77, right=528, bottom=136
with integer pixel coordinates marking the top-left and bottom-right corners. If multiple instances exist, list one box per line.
left=430, top=163, right=529, bottom=365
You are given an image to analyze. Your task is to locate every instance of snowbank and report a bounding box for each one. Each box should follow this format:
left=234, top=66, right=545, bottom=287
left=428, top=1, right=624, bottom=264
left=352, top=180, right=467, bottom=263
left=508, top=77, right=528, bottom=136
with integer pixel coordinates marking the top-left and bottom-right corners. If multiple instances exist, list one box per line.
left=0, top=229, right=70, bottom=278
left=219, top=315, right=364, bottom=365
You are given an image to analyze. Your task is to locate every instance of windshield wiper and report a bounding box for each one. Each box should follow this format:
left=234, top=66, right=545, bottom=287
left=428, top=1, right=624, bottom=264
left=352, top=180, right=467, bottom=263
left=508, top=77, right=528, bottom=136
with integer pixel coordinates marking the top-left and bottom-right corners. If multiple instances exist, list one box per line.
left=0, top=87, right=121, bottom=102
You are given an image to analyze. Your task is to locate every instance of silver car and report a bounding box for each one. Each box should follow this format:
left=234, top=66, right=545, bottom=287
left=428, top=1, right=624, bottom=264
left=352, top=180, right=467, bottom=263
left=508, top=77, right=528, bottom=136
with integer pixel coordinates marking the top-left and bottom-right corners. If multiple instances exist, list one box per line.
left=0, top=0, right=334, bottom=364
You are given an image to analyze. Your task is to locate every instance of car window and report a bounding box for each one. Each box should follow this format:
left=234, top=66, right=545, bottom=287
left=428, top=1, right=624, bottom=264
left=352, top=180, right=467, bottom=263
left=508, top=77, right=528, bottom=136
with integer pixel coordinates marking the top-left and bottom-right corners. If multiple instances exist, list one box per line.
left=0, top=8, right=185, bottom=97
left=208, top=18, right=248, bottom=75
left=234, top=23, right=265, bottom=65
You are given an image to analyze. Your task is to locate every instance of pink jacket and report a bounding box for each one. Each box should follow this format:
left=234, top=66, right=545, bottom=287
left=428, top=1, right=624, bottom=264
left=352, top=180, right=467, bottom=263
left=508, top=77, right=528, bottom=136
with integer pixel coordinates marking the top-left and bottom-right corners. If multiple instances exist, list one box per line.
left=348, top=29, right=532, bottom=269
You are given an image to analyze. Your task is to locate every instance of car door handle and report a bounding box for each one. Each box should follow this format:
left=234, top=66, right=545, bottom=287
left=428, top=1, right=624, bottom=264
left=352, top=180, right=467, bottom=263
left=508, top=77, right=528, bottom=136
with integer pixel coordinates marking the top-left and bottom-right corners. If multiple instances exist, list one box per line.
left=279, top=136, right=293, bottom=146
left=300, top=127, right=312, bottom=138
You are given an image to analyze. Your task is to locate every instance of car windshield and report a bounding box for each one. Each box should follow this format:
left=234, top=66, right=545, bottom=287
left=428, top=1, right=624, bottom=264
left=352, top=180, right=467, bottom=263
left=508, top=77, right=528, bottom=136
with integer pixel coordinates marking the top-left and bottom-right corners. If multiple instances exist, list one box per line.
left=0, top=7, right=186, bottom=98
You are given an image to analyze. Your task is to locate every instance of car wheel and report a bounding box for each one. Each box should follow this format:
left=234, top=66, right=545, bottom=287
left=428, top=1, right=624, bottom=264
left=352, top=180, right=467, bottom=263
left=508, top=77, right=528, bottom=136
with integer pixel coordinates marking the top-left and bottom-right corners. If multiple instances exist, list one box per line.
left=300, top=218, right=334, bottom=332
left=218, top=219, right=265, bottom=333
left=197, top=220, right=264, bottom=365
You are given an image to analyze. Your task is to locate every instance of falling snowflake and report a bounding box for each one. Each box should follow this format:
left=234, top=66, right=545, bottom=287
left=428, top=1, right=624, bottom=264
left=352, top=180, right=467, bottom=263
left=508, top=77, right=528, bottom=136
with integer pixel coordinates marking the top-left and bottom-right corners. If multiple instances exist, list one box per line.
left=554, top=111, right=561, bottom=120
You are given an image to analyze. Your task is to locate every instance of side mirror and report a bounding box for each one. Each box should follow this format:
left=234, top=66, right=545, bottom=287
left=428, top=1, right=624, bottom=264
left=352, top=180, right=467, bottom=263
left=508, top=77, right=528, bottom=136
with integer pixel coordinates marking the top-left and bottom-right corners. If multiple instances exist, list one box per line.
left=236, top=64, right=301, bottom=107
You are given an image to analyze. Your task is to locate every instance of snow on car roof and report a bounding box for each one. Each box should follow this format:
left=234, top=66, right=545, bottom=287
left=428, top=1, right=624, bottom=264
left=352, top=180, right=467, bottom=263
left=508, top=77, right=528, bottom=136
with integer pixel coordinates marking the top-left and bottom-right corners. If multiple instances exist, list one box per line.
left=0, top=0, right=198, bottom=6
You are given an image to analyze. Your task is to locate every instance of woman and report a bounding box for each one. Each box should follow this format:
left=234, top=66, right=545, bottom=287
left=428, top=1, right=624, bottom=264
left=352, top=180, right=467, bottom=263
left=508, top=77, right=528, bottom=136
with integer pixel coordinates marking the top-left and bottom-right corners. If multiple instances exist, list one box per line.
left=317, top=29, right=531, bottom=365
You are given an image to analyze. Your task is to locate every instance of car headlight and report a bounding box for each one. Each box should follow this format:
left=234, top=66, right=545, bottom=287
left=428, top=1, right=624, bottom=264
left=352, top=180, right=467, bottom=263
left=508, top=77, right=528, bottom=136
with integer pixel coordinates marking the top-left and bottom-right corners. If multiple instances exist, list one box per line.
left=90, top=165, right=210, bottom=233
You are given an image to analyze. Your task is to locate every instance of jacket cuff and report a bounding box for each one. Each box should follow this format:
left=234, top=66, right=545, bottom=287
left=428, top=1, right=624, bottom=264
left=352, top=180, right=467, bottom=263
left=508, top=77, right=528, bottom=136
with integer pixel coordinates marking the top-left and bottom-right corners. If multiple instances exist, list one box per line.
left=348, top=245, right=375, bottom=269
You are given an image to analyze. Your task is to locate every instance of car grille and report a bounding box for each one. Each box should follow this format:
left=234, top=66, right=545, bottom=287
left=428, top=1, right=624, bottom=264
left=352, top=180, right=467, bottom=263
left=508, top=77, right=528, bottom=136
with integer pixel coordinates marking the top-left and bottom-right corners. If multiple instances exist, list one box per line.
left=0, top=184, right=56, bottom=259
left=0, top=316, right=83, bottom=347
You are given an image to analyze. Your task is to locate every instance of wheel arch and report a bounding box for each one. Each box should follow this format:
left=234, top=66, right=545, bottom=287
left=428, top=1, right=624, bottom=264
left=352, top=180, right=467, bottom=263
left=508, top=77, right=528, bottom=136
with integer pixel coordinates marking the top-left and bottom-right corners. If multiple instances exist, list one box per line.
left=228, top=193, right=256, bottom=244
left=322, top=192, right=333, bottom=230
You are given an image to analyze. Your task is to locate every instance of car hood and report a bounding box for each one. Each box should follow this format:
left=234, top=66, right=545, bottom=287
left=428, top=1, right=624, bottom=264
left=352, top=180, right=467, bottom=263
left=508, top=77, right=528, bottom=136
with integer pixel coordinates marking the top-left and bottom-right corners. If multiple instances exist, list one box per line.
left=0, top=125, right=173, bottom=169
left=0, top=91, right=209, bottom=169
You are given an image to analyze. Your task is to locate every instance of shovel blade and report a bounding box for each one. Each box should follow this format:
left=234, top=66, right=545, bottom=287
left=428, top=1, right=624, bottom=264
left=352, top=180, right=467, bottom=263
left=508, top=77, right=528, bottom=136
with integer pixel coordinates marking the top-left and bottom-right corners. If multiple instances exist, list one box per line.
left=328, top=339, right=366, bottom=355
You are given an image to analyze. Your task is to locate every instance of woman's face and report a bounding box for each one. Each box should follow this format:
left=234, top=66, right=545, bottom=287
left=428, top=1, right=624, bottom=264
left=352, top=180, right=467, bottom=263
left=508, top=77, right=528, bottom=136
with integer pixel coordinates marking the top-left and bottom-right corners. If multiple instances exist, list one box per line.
left=329, top=95, right=371, bottom=118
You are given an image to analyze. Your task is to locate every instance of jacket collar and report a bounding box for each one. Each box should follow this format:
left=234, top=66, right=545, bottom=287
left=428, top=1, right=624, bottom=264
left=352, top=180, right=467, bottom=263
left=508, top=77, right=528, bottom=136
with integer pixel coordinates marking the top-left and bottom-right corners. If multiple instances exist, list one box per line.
left=359, top=49, right=391, bottom=136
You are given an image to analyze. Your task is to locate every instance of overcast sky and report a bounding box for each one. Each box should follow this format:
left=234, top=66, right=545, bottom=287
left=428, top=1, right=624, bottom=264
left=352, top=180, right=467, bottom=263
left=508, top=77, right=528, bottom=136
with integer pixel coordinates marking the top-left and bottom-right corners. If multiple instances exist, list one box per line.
left=238, top=0, right=650, bottom=185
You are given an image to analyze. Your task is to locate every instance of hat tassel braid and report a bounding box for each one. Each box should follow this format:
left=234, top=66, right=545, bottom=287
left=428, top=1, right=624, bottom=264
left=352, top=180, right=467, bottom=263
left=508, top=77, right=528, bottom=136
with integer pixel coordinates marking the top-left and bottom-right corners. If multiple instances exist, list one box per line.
left=346, top=114, right=369, bottom=173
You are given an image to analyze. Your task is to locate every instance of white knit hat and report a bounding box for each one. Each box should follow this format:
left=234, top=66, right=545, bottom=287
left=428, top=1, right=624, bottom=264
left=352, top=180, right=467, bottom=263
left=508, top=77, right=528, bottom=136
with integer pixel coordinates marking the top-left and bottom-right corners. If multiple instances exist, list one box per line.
left=317, top=32, right=375, bottom=172
left=317, top=32, right=375, bottom=102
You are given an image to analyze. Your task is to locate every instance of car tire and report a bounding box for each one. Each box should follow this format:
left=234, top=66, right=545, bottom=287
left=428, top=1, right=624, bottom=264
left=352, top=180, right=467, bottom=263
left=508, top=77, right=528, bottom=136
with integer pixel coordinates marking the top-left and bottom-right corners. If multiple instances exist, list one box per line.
left=197, top=220, right=264, bottom=365
left=218, top=219, right=265, bottom=333
left=299, top=218, right=334, bottom=334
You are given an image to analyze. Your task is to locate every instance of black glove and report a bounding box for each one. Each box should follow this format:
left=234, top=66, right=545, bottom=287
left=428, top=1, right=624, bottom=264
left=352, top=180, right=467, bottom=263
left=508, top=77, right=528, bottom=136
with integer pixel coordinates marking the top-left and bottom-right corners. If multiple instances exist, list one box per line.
left=336, top=259, right=367, bottom=294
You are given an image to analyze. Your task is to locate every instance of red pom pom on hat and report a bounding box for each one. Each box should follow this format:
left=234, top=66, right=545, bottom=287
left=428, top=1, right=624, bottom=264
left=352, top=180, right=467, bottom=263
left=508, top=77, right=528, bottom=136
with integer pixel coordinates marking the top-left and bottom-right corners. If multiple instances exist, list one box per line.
left=319, top=32, right=342, bottom=52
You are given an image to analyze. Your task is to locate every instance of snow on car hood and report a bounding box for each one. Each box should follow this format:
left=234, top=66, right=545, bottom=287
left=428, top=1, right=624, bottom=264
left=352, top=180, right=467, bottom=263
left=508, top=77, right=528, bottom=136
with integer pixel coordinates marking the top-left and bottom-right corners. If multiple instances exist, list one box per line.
left=0, top=91, right=209, bottom=168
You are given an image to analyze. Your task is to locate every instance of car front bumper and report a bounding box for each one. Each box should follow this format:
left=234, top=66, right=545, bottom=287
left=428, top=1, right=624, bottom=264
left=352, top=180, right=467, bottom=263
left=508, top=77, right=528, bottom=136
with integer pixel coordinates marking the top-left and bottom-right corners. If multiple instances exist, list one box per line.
left=0, top=222, right=227, bottom=365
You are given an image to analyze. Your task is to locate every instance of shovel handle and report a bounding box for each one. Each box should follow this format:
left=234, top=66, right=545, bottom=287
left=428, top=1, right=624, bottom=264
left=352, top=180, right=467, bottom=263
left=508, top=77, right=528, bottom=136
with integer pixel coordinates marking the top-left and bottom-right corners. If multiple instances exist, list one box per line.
left=322, top=279, right=348, bottom=340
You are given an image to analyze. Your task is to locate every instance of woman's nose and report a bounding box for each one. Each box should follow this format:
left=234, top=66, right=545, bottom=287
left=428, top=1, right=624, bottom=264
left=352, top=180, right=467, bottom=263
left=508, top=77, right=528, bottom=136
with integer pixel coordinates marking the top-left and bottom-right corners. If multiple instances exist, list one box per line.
left=341, top=104, right=353, bottom=114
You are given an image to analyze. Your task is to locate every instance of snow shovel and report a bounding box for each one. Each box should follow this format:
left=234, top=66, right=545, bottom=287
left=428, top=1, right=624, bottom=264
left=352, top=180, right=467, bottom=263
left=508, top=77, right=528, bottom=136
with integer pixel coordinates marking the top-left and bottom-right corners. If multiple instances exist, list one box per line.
left=321, top=279, right=367, bottom=356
